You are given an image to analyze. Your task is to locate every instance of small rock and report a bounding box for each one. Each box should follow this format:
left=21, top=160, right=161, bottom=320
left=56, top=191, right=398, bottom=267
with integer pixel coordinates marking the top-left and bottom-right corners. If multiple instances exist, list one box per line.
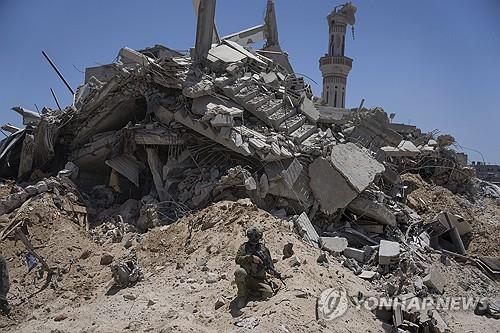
left=317, top=253, right=328, bottom=264
left=147, top=299, right=156, bottom=307
left=195, top=258, right=208, bottom=267
left=100, top=253, right=114, bottom=265
left=176, top=262, right=185, bottom=270
left=80, top=249, right=92, bottom=260
left=123, top=294, right=137, bottom=301
left=214, top=298, right=225, bottom=310
left=206, top=273, right=219, bottom=284
left=123, top=236, right=133, bottom=249
left=234, top=316, right=259, bottom=329
left=289, top=256, right=301, bottom=267
left=53, top=314, right=67, bottom=322
left=282, top=243, right=294, bottom=259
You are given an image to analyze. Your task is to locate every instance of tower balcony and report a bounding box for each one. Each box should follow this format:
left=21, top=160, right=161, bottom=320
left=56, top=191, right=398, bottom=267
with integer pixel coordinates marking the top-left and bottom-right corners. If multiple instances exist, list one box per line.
left=319, top=55, right=353, bottom=77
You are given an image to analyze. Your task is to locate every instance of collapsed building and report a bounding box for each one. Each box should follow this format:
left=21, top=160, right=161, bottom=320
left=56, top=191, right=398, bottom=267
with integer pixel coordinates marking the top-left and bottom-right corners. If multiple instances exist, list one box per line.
left=0, top=1, right=499, bottom=331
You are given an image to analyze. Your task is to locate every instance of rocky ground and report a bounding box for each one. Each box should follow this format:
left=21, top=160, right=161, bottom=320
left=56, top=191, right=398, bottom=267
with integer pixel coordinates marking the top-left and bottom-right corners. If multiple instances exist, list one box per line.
left=0, top=188, right=498, bottom=332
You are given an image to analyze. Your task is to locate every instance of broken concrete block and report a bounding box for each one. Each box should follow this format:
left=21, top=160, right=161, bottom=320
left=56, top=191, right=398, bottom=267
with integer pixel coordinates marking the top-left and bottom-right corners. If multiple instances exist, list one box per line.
left=309, top=157, right=357, bottom=214
left=267, top=164, right=313, bottom=208
left=299, top=96, right=320, bottom=123
left=293, top=212, right=319, bottom=246
left=119, top=47, right=155, bottom=65
left=319, top=237, right=348, bottom=253
left=344, top=247, right=366, bottom=263
left=423, top=269, right=445, bottom=294
left=448, top=214, right=472, bottom=236
left=348, top=195, right=396, bottom=226
left=392, top=303, right=404, bottom=327
left=309, top=143, right=385, bottom=214
left=358, top=270, right=377, bottom=280
left=432, top=211, right=471, bottom=236
left=378, top=240, right=400, bottom=266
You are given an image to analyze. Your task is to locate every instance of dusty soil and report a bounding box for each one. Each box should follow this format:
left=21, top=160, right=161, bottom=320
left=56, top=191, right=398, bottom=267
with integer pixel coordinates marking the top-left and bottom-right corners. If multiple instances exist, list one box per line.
left=0, top=190, right=498, bottom=332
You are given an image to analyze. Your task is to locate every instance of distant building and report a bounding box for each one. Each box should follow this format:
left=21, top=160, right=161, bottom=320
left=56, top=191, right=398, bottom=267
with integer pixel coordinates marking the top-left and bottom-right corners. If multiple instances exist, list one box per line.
left=471, top=162, right=500, bottom=184
left=319, top=2, right=356, bottom=108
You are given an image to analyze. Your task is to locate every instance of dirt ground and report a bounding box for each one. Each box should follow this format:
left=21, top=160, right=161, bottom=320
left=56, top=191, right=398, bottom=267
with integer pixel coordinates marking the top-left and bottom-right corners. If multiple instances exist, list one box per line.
left=0, top=191, right=498, bottom=332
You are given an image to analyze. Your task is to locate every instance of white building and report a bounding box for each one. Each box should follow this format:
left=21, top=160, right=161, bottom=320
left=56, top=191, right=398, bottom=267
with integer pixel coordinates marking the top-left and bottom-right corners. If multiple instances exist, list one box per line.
left=319, top=3, right=356, bottom=108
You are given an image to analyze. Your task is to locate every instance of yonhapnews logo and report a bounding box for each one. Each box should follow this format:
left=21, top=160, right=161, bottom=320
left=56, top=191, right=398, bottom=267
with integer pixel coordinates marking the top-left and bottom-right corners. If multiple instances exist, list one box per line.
left=316, top=288, right=489, bottom=321
left=316, top=288, right=349, bottom=321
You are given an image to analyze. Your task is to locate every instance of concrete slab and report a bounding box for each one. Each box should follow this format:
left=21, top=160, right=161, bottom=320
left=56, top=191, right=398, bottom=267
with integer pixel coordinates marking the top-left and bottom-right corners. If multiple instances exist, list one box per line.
left=309, top=143, right=385, bottom=214
left=423, top=269, right=445, bottom=294
left=293, top=212, right=319, bottom=246
left=330, top=143, right=385, bottom=193
left=348, top=195, right=396, bottom=226
left=319, top=237, right=348, bottom=253
left=308, top=157, right=357, bottom=214
left=358, top=270, right=377, bottom=280
left=378, top=240, right=400, bottom=266
left=344, top=247, right=366, bottom=263
left=299, top=96, right=320, bottom=122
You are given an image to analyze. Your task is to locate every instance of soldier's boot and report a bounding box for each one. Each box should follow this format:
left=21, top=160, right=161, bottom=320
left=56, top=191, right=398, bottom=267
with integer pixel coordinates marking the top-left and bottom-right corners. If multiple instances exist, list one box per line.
left=254, top=280, right=274, bottom=300
left=234, top=268, right=248, bottom=308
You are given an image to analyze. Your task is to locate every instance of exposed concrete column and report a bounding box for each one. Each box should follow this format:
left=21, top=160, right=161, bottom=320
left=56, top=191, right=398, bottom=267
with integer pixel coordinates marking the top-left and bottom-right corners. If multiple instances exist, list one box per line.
left=264, top=0, right=279, bottom=49
left=194, top=0, right=217, bottom=61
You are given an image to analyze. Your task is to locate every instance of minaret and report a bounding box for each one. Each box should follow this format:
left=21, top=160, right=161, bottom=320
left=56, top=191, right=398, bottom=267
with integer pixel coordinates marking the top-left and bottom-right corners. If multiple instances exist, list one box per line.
left=319, top=2, right=356, bottom=108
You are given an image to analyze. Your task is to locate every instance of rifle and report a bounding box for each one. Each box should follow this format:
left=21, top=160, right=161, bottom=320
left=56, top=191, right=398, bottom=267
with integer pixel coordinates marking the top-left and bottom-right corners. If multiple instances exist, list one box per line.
left=255, top=250, right=286, bottom=287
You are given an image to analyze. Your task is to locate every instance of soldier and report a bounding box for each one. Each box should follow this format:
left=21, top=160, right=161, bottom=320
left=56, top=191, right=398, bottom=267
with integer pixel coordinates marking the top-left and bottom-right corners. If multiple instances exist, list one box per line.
left=234, top=227, right=281, bottom=308
left=0, top=254, right=10, bottom=315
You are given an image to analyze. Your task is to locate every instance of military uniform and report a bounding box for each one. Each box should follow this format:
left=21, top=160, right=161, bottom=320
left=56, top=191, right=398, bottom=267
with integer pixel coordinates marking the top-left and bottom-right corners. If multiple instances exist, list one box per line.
left=0, top=255, right=10, bottom=314
left=234, top=241, right=274, bottom=300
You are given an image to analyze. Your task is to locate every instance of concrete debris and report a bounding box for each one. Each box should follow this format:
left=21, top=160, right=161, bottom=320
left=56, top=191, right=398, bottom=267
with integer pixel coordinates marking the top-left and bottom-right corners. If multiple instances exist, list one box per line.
left=378, top=240, right=400, bottom=266
left=293, top=212, right=319, bottom=246
left=422, top=268, right=445, bottom=294
left=347, top=193, right=396, bottom=226
left=309, top=143, right=385, bottom=214
left=343, top=247, right=367, bottom=263
left=110, top=253, right=143, bottom=288
left=319, top=236, right=348, bottom=253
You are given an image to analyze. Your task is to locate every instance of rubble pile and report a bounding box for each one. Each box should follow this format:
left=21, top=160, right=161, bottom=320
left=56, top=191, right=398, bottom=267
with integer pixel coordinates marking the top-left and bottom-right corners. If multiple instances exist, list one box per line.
left=0, top=1, right=498, bottom=331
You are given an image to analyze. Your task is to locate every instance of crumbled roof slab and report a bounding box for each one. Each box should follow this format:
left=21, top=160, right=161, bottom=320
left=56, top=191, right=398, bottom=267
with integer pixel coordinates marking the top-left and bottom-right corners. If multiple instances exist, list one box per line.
left=308, top=143, right=385, bottom=214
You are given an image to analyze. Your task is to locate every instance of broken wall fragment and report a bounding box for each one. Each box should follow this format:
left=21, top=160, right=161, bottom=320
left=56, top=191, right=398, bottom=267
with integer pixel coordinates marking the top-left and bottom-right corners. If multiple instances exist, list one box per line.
left=309, top=143, right=385, bottom=214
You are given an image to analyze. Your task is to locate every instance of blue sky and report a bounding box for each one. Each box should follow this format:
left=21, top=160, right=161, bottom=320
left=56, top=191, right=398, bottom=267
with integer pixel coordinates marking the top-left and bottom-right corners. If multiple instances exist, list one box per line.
left=0, top=0, right=499, bottom=163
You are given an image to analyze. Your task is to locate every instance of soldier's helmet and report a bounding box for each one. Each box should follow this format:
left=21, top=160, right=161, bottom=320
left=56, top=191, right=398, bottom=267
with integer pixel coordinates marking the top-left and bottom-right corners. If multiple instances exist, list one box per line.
left=246, top=227, right=263, bottom=244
